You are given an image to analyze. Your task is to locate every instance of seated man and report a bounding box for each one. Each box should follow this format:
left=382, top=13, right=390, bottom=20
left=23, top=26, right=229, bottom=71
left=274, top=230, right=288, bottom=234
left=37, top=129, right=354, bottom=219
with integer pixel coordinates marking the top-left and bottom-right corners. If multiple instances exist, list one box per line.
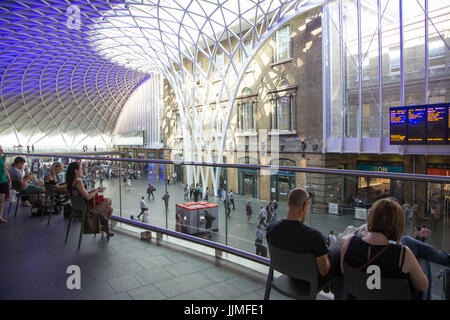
left=266, top=187, right=340, bottom=295
left=8, top=156, right=45, bottom=207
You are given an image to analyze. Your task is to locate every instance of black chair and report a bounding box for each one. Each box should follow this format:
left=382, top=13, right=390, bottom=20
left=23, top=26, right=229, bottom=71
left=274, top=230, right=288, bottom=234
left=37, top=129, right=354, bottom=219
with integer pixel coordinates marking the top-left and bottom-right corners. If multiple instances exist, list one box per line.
left=264, top=243, right=330, bottom=300
left=65, top=195, right=88, bottom=250
left=7, top=182, right=23, bottom=217
left=65, top=195, right=103, bottom=250
left=41, top=183, right=55, bottom=226
left=341, top=262, right=411, bottom=300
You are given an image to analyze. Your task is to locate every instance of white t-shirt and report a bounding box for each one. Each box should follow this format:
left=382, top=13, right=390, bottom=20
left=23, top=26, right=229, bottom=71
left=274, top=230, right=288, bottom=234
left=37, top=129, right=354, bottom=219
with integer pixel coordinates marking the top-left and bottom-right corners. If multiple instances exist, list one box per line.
left=328, top=234, right=337, bottom=246
left=140, top=199, right=146, bottom=208
left=142, top=209, right=149, bottom=223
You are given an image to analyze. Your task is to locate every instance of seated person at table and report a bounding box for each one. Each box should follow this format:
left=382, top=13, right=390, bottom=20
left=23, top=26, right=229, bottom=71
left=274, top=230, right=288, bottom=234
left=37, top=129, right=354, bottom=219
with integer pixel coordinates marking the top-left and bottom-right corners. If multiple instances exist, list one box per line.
left=45, top=162, right=67, bottom=194
left=340, top=197, right=429, bottom=299
left=8, top=156, right=45, bottom=207
left=267, top=187, right=341, bottom=294
left=66, top=162, right=114, bottom=238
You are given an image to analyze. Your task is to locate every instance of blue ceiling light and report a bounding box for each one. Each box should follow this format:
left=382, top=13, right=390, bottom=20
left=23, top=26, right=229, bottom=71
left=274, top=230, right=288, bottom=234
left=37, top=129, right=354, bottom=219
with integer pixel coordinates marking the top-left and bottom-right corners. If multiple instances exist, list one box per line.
left=0, top=0, right=148, bottom=146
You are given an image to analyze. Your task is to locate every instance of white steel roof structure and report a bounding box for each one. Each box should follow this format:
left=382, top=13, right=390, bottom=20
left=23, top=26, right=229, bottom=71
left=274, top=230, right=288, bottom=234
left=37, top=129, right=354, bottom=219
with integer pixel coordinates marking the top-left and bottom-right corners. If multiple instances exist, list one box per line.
left=0, top=0, right=332, bottom=187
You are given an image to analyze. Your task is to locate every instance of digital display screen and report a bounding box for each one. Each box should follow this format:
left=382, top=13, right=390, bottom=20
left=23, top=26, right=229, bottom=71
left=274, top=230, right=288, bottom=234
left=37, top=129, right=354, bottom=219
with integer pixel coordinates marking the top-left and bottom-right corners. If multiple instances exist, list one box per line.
left=407, top=107, right=426, bottom=144
left=390, top=107, right=407, bottom=144
left=390, top=103, right=450, bottom=145
left=427, top=106, right=447, bottom=144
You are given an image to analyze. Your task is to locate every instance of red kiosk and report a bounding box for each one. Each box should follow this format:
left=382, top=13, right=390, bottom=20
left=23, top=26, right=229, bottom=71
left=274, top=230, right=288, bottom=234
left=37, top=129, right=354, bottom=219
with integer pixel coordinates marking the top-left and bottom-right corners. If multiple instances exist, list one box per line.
left=175, top=201, right=219, bottom=235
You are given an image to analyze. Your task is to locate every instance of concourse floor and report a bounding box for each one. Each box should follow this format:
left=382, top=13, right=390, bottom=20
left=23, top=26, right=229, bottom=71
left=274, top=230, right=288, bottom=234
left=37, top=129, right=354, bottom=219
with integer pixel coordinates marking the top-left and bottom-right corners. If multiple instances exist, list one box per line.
left=0, top=201, right=297, bottom=300
left=99, top=173, right=448, bottom=300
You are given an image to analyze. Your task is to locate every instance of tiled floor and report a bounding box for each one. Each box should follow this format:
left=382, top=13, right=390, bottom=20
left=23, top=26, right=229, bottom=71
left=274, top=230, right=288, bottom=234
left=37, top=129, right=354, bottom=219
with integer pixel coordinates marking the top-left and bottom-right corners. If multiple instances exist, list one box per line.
left=1, top=172, right=447, bottom=300
left=0, top=202, right=296, bottom=300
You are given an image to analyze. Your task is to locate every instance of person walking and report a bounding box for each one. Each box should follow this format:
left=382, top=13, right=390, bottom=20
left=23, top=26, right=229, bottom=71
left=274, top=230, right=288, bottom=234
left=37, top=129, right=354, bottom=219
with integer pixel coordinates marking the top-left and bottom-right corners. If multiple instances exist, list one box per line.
left=204, top=187, right=209, bottom=201
left=127, top=177, right=131, bottom=191
left=327, top=230, right=337, bottom=247
left=162, top=191, right=170, bottom=209
left=257, top=205, right=267, bottom=228
left=137, top=196, right=146, bottom=219
left=147, top=183, right=155, bottom=200
left=189, top=183, right=194, bottom=200
left=184, top=184, right=189, bottom=201
left=203, top=210, right=216, bottom=239
left=224, top=195, right=231, bottom=217
left=0, top=146, right=12, bottom=223
left=123, top=175, right=127, bottom=189
left=255, top=224, right=266, bottom=257
left=217, top=187, right=223, bottom=203
left=193, top=186, right=200, bottom=202
left=141, top=207, right=149, bottom=223
left=413, top=201, right=419, bottom=222
left=172, top=171, right=177, bottom=184
left=99, top=173, right=104, bottom=186
left=229, top=190, right=235, bottom=210
left=265, top=201, right=273, bottom=225
left=246, top=200, right=253, bottom=223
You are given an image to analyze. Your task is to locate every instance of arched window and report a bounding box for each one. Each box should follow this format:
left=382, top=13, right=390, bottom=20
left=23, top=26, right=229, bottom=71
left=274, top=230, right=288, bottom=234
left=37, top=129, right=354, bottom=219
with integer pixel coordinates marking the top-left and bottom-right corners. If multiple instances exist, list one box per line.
left=236, top=88, right=257, bottom=133
left=269, top=79, right=297, bottom=132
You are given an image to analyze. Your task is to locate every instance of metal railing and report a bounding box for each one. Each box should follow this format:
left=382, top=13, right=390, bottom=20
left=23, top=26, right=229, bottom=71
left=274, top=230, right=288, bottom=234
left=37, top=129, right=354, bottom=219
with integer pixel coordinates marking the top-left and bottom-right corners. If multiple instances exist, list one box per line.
left=4, top=151, right=450, bottom=272
left=6, top=152, right=450, bottom=184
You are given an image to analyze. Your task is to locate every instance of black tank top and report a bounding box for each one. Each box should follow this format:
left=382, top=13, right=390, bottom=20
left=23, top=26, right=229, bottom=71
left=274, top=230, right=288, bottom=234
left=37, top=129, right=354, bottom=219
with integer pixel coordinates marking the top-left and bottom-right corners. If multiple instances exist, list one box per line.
left=344, top=235, right=408, bottom=280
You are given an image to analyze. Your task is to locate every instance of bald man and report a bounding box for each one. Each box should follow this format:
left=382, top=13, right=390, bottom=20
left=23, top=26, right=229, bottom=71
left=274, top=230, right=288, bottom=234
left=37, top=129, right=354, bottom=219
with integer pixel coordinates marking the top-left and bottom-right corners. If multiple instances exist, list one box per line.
left=266, top=187, right=340, bottom=293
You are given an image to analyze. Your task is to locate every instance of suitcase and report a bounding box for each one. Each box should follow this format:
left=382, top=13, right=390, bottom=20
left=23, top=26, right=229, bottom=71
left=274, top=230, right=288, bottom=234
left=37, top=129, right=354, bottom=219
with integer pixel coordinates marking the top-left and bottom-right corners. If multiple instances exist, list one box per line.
left=260, top=245, right=268, bottom=257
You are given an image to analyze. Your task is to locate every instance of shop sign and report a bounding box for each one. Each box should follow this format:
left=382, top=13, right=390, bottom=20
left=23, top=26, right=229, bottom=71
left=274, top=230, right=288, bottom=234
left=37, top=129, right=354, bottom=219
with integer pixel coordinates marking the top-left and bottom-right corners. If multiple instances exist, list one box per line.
left=137, top=153, right=145, bottom=157
left=328, top=202, right=339, bottom=215
left=427, top=168, right=450, bottom=176
left=355, top=208, right=367, bottom=220
left=357, top=164, right=404, bottom=173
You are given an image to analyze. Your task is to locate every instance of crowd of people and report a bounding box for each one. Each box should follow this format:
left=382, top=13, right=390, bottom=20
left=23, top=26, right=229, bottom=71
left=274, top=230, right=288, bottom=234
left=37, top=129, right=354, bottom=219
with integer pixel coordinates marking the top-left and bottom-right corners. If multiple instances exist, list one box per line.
left=261, top=187, right=450, bottom=300
left=0, top=148, right=114, bottom=239
left=1, top=149, right=448, bottom=299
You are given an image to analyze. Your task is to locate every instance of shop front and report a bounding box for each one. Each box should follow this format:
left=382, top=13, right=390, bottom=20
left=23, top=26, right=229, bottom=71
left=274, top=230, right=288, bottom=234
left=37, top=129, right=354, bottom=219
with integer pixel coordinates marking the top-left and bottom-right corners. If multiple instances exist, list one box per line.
left=426, top=164, right=450, bottom=221
left=270, top=171, right=296, bottom=202
left=356, top=161, right=404, bottom=207
left=136, top=152, right=145, bottom=172
left=269, top=158, right=296, bottom=202
left=238, top=169, right=258, bottom=199
left=174, top=153, right=184, bottom=184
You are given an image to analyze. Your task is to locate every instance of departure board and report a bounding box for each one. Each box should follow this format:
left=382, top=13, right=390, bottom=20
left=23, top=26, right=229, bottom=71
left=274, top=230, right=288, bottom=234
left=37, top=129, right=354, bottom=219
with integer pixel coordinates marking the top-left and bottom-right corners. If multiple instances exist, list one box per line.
left=390, top=107, right=407, bottom=144
left=390, top=103, right=450, bottom=145
left=427, top=106, right=447, bottom=144
left=407, top=107, right=426, bottom=144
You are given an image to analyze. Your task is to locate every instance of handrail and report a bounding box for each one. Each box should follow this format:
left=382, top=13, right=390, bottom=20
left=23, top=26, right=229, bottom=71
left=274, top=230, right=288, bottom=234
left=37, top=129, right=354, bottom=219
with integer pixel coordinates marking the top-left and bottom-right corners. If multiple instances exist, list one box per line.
left=110, top=215, right=270, bottom=266
left=5, top=152, right=450, bottom=184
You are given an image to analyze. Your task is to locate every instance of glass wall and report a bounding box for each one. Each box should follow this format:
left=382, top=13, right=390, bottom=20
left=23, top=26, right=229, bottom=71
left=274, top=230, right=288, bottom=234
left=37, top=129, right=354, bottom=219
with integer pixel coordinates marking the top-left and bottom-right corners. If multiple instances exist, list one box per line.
left=5, top=153, right=449, bottom=299
left=324, top=0, right=450, bottom=153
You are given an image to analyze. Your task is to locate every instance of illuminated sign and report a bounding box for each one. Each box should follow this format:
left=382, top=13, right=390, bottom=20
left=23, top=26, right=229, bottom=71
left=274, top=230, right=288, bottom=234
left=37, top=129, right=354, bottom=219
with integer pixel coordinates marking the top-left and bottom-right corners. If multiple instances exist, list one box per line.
left=390, top=103, right=450, bottom=145
left=390, top=107, right=407, bottom=144
left=427, top=106, right=447, bottom=144
left=407, top=107, right=426, bottom=144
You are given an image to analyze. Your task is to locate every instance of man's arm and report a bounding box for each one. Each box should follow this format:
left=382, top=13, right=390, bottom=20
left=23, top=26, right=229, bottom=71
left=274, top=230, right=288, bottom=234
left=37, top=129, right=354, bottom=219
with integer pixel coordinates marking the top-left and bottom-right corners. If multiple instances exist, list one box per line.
left=315, top=254, right=331, bottom=277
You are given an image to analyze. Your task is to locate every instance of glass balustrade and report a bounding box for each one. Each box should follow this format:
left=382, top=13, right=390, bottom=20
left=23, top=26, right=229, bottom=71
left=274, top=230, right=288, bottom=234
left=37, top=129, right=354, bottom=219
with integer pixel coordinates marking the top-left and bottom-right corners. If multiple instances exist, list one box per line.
left=4, top=152, right=449, bottom=300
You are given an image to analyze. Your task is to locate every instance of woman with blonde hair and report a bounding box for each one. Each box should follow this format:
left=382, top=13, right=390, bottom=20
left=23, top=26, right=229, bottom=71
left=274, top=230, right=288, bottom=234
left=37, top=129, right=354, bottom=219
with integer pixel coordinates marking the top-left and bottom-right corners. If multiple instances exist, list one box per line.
left=340, top=197, right=429, bottom=298
left=44, top=162, right=67, bottom=193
